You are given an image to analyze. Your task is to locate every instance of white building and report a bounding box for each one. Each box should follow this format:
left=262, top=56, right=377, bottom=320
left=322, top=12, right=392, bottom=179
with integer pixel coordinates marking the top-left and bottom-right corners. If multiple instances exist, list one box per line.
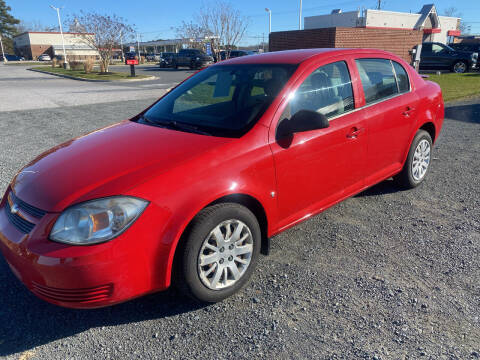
left=305, top=4, right=460, bottom=44
left=13, top=32, right=98, bottom=60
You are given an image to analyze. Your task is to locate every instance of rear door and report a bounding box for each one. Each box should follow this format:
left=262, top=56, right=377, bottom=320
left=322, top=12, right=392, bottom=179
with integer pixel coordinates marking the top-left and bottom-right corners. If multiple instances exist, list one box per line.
left=353, top=58, right=419, bottom=184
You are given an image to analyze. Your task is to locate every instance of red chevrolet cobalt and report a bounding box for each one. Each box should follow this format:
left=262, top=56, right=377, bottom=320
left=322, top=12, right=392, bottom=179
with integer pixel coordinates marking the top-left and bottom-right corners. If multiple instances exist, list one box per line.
left=0, top=49, right=443, bottom=308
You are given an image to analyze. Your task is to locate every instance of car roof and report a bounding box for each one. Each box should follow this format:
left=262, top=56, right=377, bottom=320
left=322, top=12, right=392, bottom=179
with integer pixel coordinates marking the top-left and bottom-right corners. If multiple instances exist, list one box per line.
left=215, top=48, right=399, bottom=65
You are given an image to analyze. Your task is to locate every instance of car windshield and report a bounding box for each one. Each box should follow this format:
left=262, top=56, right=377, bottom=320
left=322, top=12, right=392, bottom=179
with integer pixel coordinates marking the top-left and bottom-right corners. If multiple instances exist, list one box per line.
left=141, top=64, right=297, bottom=137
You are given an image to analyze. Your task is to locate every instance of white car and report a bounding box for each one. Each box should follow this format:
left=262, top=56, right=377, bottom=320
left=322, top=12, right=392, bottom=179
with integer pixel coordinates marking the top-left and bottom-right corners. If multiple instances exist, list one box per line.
left=38, top=54, right=52, bottom=61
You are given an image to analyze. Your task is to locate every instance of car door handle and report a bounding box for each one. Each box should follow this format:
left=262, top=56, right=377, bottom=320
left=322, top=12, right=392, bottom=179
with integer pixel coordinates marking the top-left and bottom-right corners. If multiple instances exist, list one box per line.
left=346, top=127, right=364, bottom=139
left=402, top=106, right=415, bottom=116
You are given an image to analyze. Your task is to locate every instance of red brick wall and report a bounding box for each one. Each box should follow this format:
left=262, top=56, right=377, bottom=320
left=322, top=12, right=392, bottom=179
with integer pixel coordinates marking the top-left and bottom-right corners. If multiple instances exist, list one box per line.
left=269, top=28, right=336, bottom=52
left=335, top=27, right=423, bottom=63
left=269, top=27, right=423, bottom=63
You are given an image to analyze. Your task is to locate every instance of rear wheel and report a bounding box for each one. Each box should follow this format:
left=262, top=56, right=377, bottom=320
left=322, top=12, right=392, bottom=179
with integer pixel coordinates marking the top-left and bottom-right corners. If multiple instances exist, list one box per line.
left=393, top=130, right=432, bottom=189
left=173, top=61, right=178, bottom=69
left=452, top=60, right=468, bottom=73
left=176, top=203, right=261, bottom=303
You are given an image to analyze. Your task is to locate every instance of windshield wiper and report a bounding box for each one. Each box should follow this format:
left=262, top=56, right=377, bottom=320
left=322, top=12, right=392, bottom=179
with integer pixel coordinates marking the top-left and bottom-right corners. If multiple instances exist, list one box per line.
left=159, top=120, right=212, bottom=136
left=140, top=115, right=211, bottom=136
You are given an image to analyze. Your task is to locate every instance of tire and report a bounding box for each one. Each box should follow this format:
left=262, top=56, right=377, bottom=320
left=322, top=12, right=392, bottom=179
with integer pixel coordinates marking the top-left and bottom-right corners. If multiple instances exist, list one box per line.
left=189, top=60, right=196, bottom=70
left=393, top=130, right=433, bottom=189
left=176, top=203, right=261, bottom=303
left=173, top=61, right=178, bottom=69
left=452, top=60, right=468, bottom=73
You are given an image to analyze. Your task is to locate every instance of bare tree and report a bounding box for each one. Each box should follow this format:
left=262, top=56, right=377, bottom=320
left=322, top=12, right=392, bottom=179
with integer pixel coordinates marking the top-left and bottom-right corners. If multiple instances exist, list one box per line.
left=443, top=7, right=467, bottom=33
left=197, top=1, right=249, bottom=57
left=16, top=20, right=57, bottom=33
left=175, top=21, right=211, bottom=49
left=67, top=11, right=133, bottom=73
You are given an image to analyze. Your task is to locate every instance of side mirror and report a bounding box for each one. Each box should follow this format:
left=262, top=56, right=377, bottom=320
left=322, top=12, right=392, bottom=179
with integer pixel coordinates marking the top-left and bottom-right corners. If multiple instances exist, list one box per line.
left=276, top=110, right=329, bottom=140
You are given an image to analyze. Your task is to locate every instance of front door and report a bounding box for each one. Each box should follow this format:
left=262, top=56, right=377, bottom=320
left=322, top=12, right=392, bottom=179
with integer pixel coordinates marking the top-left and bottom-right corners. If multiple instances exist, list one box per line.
left=270, top=60, right=367, bottom=230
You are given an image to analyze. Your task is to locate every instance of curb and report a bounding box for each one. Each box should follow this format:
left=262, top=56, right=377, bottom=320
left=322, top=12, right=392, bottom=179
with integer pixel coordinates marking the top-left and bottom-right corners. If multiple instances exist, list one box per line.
left=28, top=68, right=157, bottom=82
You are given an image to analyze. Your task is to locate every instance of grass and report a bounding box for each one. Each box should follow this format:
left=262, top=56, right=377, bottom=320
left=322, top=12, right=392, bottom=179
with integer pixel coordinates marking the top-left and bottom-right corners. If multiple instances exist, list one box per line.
left=427, top=72, right=480, bottom=102
left=32, top=66, right=150, bottom=81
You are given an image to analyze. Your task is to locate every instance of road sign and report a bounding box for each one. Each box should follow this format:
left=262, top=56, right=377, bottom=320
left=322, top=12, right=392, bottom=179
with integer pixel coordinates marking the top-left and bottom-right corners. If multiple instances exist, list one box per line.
left=126, top=59, right=139, bottom=65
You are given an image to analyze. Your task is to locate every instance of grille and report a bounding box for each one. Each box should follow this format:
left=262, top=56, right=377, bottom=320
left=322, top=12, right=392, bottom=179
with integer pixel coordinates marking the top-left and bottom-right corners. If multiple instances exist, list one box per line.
left=5, top=201, right=35, bottom=233
left=9, top=192, right=46, bottom=218
left=31, top=282, right=114, bottom=303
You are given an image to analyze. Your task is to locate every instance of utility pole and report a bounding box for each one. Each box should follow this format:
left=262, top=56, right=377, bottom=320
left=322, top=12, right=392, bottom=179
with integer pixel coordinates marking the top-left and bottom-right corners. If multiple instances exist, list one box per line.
left=136, top=33, right=140, bottom=56
left=0, top=33, right=6, bottom=63
left=120, top=31, right=124, bottom=62
left=299, top=0, right=302, bottom=30
left=265, top=8, right=272, bottom=34
left=377, top=0, right=382, bottom=10
left=50, top=5, right=69, bottom=69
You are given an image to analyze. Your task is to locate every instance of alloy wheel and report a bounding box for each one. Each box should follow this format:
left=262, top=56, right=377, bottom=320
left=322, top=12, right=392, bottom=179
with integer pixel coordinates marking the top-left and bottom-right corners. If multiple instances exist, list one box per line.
left=197, top=219, right=253, bottom=290
left=412, top=139, right=431, bottom=181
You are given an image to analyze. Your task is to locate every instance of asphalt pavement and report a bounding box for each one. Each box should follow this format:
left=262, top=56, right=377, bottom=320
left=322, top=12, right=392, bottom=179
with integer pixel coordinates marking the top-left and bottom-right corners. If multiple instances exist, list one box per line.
left=0, top=65, right=480, bottom=359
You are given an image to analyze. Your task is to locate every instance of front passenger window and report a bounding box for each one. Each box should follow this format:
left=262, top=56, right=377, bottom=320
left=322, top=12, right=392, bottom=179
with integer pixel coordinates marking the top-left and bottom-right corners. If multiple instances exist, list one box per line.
left=287, top=61, right=354, bottom=119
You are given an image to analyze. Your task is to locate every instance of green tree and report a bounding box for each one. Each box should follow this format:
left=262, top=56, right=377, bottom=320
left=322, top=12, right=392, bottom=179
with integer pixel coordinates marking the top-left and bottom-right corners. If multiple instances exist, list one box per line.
left=0, top=0, right=20, bottom=53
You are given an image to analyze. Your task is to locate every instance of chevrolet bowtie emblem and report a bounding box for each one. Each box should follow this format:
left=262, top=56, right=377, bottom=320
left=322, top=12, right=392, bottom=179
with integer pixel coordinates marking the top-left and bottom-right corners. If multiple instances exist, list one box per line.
left=10, top=203, right=19, bottom=215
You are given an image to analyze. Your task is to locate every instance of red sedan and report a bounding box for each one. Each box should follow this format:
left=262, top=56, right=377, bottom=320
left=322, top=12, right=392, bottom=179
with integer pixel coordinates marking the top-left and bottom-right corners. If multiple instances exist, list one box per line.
left=0, top=49, right=444, bottom=308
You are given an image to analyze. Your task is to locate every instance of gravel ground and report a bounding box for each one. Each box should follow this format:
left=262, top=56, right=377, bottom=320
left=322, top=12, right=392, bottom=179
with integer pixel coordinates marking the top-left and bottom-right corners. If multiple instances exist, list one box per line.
left=0, top=97, right=479, bottom=359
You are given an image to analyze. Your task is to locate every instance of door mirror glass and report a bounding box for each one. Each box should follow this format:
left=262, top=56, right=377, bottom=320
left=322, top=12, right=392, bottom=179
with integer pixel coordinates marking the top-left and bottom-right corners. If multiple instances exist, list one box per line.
left=277, top=110, right=329, bottom=139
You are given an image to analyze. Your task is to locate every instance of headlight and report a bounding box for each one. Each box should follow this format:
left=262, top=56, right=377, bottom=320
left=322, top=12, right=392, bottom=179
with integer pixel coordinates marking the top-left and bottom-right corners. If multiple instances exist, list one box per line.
left=50, top=197, right=148, bottom=245
left=196, top=57, right=200, bottom=61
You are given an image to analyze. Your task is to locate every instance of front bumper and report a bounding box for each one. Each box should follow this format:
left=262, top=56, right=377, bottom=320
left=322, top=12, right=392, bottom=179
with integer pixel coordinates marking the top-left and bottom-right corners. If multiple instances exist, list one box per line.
left=0, top=189, right=171, bottom=309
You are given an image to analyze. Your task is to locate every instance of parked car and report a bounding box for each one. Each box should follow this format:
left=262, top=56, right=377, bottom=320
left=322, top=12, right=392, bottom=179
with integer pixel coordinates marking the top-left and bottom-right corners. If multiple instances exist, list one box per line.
left=0, top=49, right=444, bottom=308
left=419, top=42, right=477, bottom=73
left=450, top=43, right=480, bottom=68
left=146, top=53, right=161, bottom=62
left=159, top=52, right=176, bottom=68
left=37, top=53, right=51, bottom=61
left=172, top=48, right=213, bottom=69
left=217, top=50, right=254, bottom=61
left=0, top=54, right=25, bottom=61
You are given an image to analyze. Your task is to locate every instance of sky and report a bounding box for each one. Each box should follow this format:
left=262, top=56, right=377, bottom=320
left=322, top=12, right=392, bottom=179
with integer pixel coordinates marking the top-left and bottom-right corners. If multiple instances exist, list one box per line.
left=8, top=0, right=480, bottom=45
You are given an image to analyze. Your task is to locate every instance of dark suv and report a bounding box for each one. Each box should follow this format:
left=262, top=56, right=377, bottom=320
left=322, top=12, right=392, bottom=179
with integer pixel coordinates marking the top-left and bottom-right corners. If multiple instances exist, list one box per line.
left=172, top=49, right=213, bottom=69
left=419, top=42, right=477, bottom=73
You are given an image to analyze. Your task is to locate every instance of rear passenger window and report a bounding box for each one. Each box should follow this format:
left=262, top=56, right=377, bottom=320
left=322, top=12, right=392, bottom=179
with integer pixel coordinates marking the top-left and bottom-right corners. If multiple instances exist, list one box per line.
left=355, top=58, right=398, bottom=104
left=288, top=61, right=355, bottom=119
left=392, top=61, right=410, bottom=93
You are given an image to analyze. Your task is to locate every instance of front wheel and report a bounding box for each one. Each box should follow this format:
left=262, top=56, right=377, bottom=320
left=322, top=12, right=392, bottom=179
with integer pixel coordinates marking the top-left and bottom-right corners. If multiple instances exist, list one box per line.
left=452, top=60, right=468, bottom=73
left=393, top=130, right=433, bottom=189
left=176, top=203, right=261, bottom=303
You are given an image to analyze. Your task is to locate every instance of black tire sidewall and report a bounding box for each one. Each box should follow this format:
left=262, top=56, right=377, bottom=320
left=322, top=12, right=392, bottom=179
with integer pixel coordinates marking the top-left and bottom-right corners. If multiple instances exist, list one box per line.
left=405, top=130, right=433, bottom=187
left=180, top=204, right=261, bottom=303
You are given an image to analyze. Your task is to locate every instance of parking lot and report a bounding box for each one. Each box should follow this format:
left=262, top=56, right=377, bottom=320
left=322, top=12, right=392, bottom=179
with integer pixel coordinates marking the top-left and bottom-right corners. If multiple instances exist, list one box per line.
left=1, top=64, right=480, bottom=359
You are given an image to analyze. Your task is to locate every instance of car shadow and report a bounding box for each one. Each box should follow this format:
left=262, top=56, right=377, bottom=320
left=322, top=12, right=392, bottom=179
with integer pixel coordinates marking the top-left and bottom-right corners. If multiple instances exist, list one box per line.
left=355, top=179, right=403, bottom=197
left=0, top=257, right=207, bottom=357
left=445, top=103, right=480, bottom=123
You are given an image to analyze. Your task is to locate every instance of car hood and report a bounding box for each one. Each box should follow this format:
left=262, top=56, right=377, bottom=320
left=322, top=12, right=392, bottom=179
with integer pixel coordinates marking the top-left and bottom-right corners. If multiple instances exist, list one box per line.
left=10, top=121, right=232, bottom=212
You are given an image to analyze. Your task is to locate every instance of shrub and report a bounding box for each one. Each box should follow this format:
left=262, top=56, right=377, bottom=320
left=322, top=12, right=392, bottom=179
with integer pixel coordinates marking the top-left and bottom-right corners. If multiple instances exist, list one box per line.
left=69, top=61, right=84, bottom=71
left=52, top=58, right=57, bottom=68
left=84, top=58, right=94, bottom=73
left=140, top=56, right=145, bottom=64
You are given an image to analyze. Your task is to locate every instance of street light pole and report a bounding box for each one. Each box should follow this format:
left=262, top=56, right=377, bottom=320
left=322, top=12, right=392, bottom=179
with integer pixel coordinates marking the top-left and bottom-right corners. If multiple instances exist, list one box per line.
left=0, top=33, right=6, bottom=63
left=265, top=8, right=272, bottom=34
left=299, top=0, right=302, bottom=30
left=50, top=5, right=69, bottom=69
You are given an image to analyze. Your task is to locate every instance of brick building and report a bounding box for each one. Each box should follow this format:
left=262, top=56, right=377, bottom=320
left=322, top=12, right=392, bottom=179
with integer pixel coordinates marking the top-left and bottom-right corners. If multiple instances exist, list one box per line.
left=13, top=32, right=98, bottom=60
left=270, top=27, right=423, bottom=63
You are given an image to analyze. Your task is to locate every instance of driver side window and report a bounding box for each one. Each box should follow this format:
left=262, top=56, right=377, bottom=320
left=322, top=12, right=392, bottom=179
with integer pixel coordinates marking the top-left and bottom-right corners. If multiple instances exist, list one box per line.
left=280, top=61, right=354, bottom=122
